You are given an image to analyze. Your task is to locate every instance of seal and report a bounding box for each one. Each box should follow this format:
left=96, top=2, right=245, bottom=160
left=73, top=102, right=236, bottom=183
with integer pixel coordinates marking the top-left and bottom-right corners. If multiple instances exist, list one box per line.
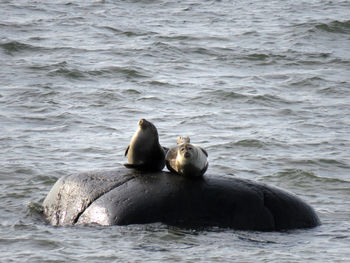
left=124, top=118, right=166, bottom=171
left=166, top=139, right=208, bottom=177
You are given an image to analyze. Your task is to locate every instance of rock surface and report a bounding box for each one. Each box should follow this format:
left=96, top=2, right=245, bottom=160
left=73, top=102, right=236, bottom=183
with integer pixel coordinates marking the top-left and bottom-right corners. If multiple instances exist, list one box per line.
left=43, top=168, right=320, bottom=231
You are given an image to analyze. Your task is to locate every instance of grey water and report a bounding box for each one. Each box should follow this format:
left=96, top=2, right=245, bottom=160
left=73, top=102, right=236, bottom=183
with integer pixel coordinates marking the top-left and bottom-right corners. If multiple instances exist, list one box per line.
left=1, top=0, right=350, bottom=262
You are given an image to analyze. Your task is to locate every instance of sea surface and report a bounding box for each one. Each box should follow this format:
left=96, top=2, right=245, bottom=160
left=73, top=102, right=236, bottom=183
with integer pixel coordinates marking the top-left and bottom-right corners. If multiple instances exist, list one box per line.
left=1, top=0, right=350, bottom=262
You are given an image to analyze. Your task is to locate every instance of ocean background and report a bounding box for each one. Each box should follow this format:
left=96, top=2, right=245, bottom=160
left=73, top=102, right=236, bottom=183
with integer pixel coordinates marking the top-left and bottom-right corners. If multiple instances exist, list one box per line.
left=1, top=0, right=350, bottom=262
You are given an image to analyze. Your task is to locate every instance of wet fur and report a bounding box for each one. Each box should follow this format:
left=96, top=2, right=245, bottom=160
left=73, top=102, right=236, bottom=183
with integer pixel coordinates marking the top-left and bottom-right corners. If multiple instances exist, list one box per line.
left=166, top=143, right=208, bottom=177
left=124, top=119, right=166, bottom=171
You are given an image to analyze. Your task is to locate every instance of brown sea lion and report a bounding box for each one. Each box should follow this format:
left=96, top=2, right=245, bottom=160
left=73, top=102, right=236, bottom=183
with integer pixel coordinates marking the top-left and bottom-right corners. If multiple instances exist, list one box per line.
left=124, top=118, right=166, bottom=171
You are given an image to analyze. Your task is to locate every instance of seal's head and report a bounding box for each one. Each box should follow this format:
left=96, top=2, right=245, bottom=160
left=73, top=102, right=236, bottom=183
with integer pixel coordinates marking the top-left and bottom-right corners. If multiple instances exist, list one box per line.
left=177, top=143, right=196, bottom=163
left=166, top=141, right=208, bottom=177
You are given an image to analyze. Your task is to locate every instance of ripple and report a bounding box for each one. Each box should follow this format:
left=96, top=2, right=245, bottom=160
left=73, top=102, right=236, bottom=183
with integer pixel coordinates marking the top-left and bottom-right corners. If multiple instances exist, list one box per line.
left=31, top=175, right=58, bottom=185
left=0, top=40, right=43, bottom=55
left=246, top=53, right=270, bottom=61
left=137, top=96, right=163, bottom=102
left=45, top=65, right=148, bottom=80
left=317, top=85, right=350, bottom=97
left=198, top=89, right=296, bottom=107
left=286, top=158, right=350, bottom=170
left=284, top=76, right=325, bottom=88
left=199, top=90, right=247, bottom=102
left=263, top=169, right=350, bottom=187
left=101, top=25, right=156, bottom=37
left=122, top=89, right=142, bottom=95
left=317, top=159, right=350, bottom=168
left=234, top=139, right=266, bottom=148
left=212, top=138, right=279, bottom=150
left=237, top=234, right=278, bottom=244
left=314, top=20, right=350, bottom=34
left=247, top=94, right=295, bottom=106
left=99, top=66, right=148, bottom=79
left=48, top=67, right=86, bottom=79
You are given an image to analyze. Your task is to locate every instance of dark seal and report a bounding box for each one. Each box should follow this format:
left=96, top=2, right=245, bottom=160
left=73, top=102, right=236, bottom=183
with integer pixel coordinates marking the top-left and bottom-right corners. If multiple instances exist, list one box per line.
left=124, top=118, right=166, bottom=171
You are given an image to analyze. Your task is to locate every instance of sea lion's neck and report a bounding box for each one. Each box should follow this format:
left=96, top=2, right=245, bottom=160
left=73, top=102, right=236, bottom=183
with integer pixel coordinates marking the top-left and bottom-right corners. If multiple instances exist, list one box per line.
left=132, top=128, right=157, bottom=146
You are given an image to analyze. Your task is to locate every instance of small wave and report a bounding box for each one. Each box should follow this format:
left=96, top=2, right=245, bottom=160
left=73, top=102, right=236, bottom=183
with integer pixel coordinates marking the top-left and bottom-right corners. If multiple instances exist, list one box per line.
left=263, top=169, right=350, bottom=186
left=84, top=66, right=148, bottom=79
left=137, top=96, right=163, bottom=102
left=286, top=76, right=325, bottom=88
left=317, top=85, right=350, bottom=96
left=213, top=139, right=270, bottom=150
left=150, top=41, right=185, bottom=57
left=101, top=25, right=154, bottom=37
left=14, top=167, right=36, bottom=176
left=157, top=34, right=201, bottom=42
left=200, top=89, right=295, bottom=106
left=248, top=94, right=294, bottom=106
left=317, top=159, right=350, bottom=169
left=48, top=67, right=86, bottom=79
left=287, top=158, right=350, bottom=170
left=231, top=51, right=288, bottom=65
left=29, top=61, right=68, bottom=71
left=234, top=139, right=266, bottom=148
left=26, top=201, right=47, bottom=224
left=46, top=65, right=148, bottom=80
left=101, top=66, right=148, bottom=79
left=246, top=53, right=270, bottom=61
left=146, top=80, right=176, bottom=87
left=0, top=40, right=43, bottom=55
left=27, top=201, right=44, bottom=215
left=31, top=175, right=58, bottom=185
left=237, top=234, right=278, bottom=244
left=122, top=89, right=142, bottom=95
left=186, top=46, right=222, bottom=57
left=314, top=20, right=350, bottom=34
left=201, top=90, right=247, bottom=102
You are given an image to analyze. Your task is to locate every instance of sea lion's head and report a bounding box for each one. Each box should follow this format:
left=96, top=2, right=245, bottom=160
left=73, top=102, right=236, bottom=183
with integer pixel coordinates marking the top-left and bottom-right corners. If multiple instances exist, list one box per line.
left=137, top=118, right=158, bottom=137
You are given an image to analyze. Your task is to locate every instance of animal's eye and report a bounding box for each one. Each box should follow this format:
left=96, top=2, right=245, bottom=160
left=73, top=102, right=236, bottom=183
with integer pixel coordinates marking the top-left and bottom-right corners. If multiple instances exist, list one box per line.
left=188, top=147, right=193, bottom=150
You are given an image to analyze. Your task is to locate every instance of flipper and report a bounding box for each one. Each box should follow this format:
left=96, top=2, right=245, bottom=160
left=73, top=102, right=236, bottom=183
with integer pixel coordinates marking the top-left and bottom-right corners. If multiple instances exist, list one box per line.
left=124, top=162, right=146, bottom=170
left=162, top=146, right=169, bottom=154
left=199, top=147, right=208, bottom=157
left=165, top=159, right=178, bottom=174
left=124, top=145, right=130, bottom=157
left=200, top=162, right=209, bottom=176
left=165, top=147, right=179, bottom=174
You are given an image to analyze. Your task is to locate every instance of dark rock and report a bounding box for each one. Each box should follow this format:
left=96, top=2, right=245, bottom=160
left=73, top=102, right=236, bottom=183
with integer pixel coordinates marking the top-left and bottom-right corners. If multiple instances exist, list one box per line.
left=43, top=168, right=320, bottom=231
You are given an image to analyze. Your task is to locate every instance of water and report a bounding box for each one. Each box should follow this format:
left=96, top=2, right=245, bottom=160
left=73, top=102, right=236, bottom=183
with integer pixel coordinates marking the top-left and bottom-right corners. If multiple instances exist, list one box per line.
left=1, top=0, right=350, bottom=261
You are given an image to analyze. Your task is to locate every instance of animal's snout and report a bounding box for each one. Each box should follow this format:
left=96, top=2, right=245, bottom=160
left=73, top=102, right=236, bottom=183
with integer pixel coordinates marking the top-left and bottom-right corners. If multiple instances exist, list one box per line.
left=184, top=152, right=191, bottom=158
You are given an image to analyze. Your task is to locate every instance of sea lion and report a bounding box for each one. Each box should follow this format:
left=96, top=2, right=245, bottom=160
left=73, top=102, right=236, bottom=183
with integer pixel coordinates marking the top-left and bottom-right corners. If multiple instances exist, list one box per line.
left=124, top=118, right=166, bottom=171
left=166, top=140, right=208, bottom=177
